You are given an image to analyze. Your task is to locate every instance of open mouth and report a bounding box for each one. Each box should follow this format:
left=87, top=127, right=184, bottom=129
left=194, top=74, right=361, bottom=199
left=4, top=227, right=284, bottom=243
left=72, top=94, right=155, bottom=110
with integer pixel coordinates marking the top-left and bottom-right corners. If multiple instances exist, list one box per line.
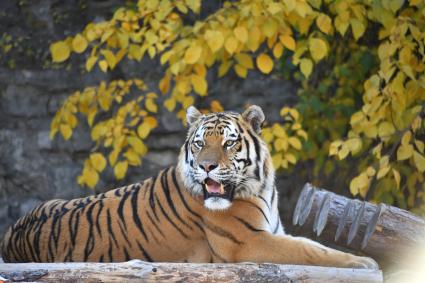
left=202, top=178, right=233, bottom=200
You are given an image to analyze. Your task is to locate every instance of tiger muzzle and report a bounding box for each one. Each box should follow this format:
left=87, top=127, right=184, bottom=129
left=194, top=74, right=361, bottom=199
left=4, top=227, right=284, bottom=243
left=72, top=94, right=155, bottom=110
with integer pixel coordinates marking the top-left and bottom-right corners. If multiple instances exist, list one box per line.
left=202, top=178, right=234, bottom=200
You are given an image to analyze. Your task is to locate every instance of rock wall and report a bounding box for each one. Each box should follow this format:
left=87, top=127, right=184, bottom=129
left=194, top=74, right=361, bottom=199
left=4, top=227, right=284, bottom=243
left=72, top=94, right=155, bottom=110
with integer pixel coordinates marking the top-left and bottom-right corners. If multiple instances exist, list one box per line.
left=0, top=1, right=301, bottom=239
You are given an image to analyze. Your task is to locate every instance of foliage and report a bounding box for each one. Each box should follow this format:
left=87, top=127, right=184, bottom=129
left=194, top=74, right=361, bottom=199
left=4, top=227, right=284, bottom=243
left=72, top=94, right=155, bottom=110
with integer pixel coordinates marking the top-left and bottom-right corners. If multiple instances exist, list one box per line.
left=50, top=0, right=425, bottom=214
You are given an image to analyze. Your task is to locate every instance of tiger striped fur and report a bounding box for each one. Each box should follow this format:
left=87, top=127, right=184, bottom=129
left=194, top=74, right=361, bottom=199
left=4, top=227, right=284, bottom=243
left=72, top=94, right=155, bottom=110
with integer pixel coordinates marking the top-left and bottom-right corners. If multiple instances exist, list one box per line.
left=1, top=105, right=378, bottom=269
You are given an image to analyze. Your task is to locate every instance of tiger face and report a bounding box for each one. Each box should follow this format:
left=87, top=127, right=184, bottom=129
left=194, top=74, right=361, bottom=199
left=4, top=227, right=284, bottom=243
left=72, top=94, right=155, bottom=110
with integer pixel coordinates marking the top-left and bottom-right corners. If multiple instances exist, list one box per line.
left=178, top=105, right=275, bottom=211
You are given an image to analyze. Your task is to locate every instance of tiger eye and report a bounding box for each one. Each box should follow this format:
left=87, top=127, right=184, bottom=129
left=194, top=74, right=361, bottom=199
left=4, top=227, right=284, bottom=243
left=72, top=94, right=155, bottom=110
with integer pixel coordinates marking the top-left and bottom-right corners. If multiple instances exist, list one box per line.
left=225, top=140, right=235, bottom=148
left=195, top=140, right=204, bottom=148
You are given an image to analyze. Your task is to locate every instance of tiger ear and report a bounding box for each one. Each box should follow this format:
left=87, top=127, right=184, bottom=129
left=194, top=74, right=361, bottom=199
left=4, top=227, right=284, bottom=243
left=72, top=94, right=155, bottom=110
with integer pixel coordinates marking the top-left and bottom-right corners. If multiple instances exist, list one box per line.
left=242, top=105, right=265, bottom=134
left=187, top=106, right=203, bottom=125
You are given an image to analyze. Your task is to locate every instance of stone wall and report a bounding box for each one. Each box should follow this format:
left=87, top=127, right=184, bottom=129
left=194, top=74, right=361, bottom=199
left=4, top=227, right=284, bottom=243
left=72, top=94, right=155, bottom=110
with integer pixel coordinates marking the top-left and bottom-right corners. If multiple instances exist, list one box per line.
left=0, top=1, right=302, bottom=239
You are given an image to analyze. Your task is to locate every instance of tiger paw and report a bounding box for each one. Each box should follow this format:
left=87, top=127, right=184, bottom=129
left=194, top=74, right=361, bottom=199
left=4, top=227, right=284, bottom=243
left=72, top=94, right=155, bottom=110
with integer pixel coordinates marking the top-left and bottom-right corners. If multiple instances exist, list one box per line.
left=345, top=256, right=379, bottom=270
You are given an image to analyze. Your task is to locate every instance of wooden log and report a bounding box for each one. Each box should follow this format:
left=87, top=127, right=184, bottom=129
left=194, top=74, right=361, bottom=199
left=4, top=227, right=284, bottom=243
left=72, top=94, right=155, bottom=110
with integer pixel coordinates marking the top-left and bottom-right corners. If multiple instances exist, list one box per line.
left=292, top=183, right=425, bottom=266
left=0, top=260, right=383, bottom=283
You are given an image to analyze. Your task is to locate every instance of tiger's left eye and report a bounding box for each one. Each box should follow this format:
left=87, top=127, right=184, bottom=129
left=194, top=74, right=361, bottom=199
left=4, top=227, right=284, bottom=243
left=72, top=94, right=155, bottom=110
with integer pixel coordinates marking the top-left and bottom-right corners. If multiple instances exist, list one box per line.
left=195, top=140, right=204, bottom=148
left=224, top=140, right=236, bottom=148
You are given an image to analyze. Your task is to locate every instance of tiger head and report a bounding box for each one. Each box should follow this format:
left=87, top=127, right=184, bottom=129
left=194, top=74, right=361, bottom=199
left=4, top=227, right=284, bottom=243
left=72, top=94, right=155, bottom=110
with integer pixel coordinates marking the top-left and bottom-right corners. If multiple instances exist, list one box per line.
left=177, top=105, right=275, bottom=211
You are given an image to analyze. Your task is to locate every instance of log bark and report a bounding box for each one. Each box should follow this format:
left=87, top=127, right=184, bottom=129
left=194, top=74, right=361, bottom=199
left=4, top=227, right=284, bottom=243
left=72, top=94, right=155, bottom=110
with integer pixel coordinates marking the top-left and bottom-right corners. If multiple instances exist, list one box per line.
left=292, top=183, right=425, bottom=266
left=0, top=260, right=383, bottom=283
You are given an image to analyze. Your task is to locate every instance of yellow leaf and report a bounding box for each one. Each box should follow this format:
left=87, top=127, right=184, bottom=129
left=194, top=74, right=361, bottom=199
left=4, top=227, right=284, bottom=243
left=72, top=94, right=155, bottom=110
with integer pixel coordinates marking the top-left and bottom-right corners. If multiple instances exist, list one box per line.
left=377, top=165, right=391, bottom=179
left=274, top=138, right=288, bottom=151
left=283, top=0, right=296, bottom=11
left=99, top=60, right=108, bottom=72
left=60, top=124, right=72, bottom=140
left=137, top=123, right=151, bottom=139
left=247, top=26, right=261, bottom=52
left=256, top=53, right=274, bottom=74
left=50, top=41, right=70, bottom=63
left=72, top=33, right=88, bottom=53
left=401, top=131, right=411, bottom=145
left=159, top=75, right=170, bottom=94
left=109, top=149, right=119, bottom=166
left=267, top=2, right=282, bottom=14
left=393, top=169, right=401, bottom=189
left=289, top=109, right=299, bottom=121
left=338, top=147, right=349, bottom=159
left=225, top=36, right=238, bottom=54
left=415, top=140, right=424, bottom=154
left=397, top=144, right=414, bottom=161
left=184, top=45, right=202, bottom=64
left=210, top=100, right=224, bottom=112
left=128, top=136, right=147, bottom=155
left=145, top=116, right=158, bottom=128
left=378, top=121, right=395, bottom=138
left=235, top=53, right=254, bottom=69
left=350, top=19, right=366, bottom=40
left=272, top=153, right=282, bottom=168
left=300, top=58, right=313, bottom=78
left=114, top=161, right=128, bottom=180
left=297, top=129, right=308, bottom=140
left=86, top=56, right=97, bottom=71
left=366, top=166, right=376, bottom=177
left=350, top=176, right=360, bottom=196
left=288, top=137, right=302, bottom=150
left=90, top=153, right=107, bottom=172
left=335, top=16, right=349, bottom=36
left=350, top=111, right=365, bottom=126
left=292, top=123, right=302, bottom=130
left=101, top=49, right=116, bottom=69
left=205, top=30, right=224, bottom=52
left=190, top=74, right=207, bottom=96
left=345, top=138, right=362, bottom=153
left=380, top=155, right=389, bottom=167
left=262, top=18, right=277, bottom=38
left=125, top=149, right=141, bottom=166
left=329, top=140, right=342, bottom=156
left=413, top=151, right=425, bottom=172
left=280, top=107, right=290, bottom=116
left=316, top=14, right=332, bottom=34
left=262, top=128, right=273, bottom=143
left=273, top=43, right=283, bottom=59
left=183, top=95, right=195, bottom=109
left=145, top=98, right=158, bottom=113
left=272, top=124, right=287, bottom=138
left=285, top=153, right=297, bottom=164
left=83, top=166, right=99, bottom=189
left=309, top=38, right=328, bottom=61
left=234, top=64, right=247, bottom=78
left=129, top=44, right=143, bottom=61
left=234, top=26, right=248, bottom=43
left=164, top=98, right=176, bottom=111
left=218, top=60, right=232, bottom=77
left=279, top=35, right=296, bottom=51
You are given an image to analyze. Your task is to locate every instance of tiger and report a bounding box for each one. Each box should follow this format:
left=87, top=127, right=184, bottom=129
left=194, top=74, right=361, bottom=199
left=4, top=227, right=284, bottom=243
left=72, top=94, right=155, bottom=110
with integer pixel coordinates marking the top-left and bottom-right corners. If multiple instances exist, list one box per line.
left=1, top=105, right=378, bottom=269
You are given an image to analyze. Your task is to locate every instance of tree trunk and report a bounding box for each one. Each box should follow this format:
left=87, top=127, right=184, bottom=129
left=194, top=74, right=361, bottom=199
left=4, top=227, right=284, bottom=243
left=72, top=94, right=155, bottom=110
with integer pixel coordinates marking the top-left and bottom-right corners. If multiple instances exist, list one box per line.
left=0, top=260, right=383, bottom=283
left=292, top=183, right=425, bottom=266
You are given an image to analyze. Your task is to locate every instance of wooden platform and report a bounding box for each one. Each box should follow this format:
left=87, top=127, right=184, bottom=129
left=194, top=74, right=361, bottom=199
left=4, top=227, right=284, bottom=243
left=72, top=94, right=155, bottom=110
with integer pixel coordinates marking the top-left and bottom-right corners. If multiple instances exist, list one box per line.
left=0, top=260, right=383, bottom=282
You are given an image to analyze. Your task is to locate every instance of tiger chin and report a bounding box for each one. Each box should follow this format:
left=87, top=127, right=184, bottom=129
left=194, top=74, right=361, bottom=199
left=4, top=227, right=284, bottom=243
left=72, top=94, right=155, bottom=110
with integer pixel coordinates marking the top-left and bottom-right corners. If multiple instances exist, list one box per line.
left=1, top=105, right=378, bottom=270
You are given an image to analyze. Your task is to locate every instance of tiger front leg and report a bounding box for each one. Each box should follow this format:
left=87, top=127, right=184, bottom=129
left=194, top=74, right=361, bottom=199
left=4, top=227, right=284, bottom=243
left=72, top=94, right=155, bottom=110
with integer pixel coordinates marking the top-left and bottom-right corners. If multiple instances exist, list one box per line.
left=234, top=232, right=379, bottom=269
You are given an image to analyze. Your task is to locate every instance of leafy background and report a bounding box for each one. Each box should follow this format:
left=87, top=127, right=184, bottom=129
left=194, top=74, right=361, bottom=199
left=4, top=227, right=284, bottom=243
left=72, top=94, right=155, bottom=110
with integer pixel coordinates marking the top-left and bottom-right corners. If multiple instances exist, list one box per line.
left=50, top=0, right=425, bottom=213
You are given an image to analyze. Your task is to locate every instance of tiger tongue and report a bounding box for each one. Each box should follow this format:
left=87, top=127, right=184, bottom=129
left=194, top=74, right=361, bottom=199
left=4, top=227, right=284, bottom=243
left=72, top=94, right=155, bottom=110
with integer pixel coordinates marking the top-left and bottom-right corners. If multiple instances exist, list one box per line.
left=205, top=179, right=224, bottom=194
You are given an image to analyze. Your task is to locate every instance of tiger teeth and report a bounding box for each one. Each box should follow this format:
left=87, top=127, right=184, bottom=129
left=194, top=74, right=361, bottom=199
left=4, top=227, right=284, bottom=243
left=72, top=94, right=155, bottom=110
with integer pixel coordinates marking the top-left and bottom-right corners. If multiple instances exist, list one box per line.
left=220, top=184, right=225, bottom=194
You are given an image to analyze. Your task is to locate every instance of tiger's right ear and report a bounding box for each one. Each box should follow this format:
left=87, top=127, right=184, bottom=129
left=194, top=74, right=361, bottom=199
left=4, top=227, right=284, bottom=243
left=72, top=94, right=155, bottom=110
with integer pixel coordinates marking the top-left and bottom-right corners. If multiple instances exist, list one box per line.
left=187, top=106, right=203, bottom=125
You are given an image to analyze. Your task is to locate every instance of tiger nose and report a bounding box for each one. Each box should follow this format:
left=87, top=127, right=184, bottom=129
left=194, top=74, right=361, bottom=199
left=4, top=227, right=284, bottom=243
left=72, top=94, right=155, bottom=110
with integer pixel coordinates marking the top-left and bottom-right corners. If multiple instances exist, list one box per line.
left=199, top=161, right=218, bottom=172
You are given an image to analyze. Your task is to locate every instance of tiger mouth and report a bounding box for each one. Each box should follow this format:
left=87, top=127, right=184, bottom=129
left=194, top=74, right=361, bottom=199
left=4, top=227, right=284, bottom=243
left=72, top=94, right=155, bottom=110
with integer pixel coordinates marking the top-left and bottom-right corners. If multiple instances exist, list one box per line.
left=202, top=178, right=232, bottom=200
